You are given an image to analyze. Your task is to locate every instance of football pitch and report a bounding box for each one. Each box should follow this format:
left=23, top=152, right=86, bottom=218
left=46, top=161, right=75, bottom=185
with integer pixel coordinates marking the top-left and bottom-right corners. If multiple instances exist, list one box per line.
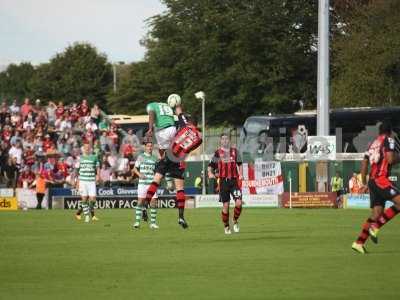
left=0, top=208, right=399, bottom=300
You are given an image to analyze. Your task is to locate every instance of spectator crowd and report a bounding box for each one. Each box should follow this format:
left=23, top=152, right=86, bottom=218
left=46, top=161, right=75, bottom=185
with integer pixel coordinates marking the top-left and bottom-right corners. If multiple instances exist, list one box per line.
left=0, top=98, right=142, bottom=190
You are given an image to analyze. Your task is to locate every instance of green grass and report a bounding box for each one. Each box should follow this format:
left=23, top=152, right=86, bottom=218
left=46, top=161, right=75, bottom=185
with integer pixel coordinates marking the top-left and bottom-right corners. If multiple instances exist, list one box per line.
left=0, top=208, right=399, bottom=300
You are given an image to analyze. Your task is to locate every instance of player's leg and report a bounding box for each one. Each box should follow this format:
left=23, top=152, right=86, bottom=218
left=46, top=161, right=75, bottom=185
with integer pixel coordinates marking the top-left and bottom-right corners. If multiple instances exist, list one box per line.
left=174, top=178, right=188, bottom=228
left=134, top=198, right=145, bottom=228
left=149, top=195, right=159, bottom=229
left=88, top=181, right=98, bottom=221
left=231, top=180, right=243, bottom=233
left=352, top=182, right=380, bottom=253
left=369, top=189, right=400, bottom=241
left=219, top=179, right=231, bottom=234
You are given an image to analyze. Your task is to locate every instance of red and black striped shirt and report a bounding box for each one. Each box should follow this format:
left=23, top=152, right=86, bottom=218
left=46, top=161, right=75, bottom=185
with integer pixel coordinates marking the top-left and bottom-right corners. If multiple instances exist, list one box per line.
left=209, top=147, right=242, bottom=179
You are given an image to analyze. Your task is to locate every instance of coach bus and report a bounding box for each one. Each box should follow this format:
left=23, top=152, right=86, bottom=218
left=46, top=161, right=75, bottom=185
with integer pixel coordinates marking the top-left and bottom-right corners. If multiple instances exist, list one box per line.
left=239, top=106, right=400, bottom=158
left=107, top=114, right=149, bottom=137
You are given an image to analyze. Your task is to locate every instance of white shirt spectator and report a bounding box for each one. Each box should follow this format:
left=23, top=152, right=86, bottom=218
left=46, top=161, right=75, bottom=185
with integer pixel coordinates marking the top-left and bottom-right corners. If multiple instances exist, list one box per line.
left=23, top=120, right=35, bottom=131
left=60, top=120, right=72, bottom=132
left=9, top=146, right=23, bottom=165
left=116, top=157, right=129, bottom=173
left=85, top=122, right=98, bottom=132
left=10, top=102, right=20, bottom=114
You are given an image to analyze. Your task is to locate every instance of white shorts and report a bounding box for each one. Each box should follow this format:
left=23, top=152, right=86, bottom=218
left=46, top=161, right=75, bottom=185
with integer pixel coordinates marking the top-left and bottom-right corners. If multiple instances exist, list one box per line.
left=79, top=181, right=97, bottom=197
left=155, top=126, right=176, bottom=150
left=138, top=184, right=158, bottom=199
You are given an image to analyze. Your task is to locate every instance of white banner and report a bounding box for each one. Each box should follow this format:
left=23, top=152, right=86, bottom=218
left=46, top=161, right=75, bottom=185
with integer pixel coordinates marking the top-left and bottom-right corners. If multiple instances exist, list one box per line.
left=16, top=188, right=48, bottom=209
left=195, top=195, right=279, bottom=208
left=0, top=188, right=14, bottom=197
left=306, top=136, right=336, bottom=160
left=241, top=161, right=284, bottom=195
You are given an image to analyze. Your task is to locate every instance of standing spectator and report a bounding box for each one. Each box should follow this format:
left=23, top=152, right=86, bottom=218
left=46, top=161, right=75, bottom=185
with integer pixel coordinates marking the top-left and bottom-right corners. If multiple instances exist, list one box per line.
left=18, top=166, right=35, bottom=188
left=33, top=99, right=42, bottom=115
left=0, top=105, right=11, bottom=125
left=23, top=145, right=36, bottom=167
left=99, top=162, right=111, bottom=186
left=79, top=98, right=90, bottom=117
left=9, top=141, right=23, bottom=166
left=100, top=131, right=111, bottom=152
left=0, top=142, right=9, bottom=183
left=20, top=98, right=32, bottom=119
left=349, top=172, right=361, bottom=194
left=85, top=118, right=98, bottom=132
left=55, top=101, right=65, bottom=119
left=3, top=157, right=18, bottom=188
left=9, top=99, right=20, bottom=115
left=30, top=172, right=47, bottom=209
left=98, top=118, right=109, bottom=132
left=23, top=113, right=35, bottom=131
left=122, top=129, right=141, bottom=148
left=46, top=101, right=57, bottom=127
left=331, top=172, right=344, bottom=194
left=2, top=125, right=13, bottom=145
left=90, top=103, right=101, bottom=124
left=69, top=103, right=80, bottom=123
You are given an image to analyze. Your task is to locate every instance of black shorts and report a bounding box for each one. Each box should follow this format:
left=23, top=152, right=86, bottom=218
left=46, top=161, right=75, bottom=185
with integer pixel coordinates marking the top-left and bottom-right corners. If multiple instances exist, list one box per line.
left=219, top=178, right=242, bottom=203
left=368, top=180, right=400, bottom=208
left=154, top=157, right=185, bottom=180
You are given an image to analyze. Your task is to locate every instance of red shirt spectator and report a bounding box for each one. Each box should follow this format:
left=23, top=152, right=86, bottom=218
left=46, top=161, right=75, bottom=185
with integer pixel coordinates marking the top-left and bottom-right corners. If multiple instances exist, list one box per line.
left=18, top=168, right=36, bottom=188
left=20, top=98, right=32, bottom=119
left=79, top=99, right=90, bottom=117
left=55, top=102, right=65, bottom=119
left=2, top=126, right=12, bottom=145
left=42, top=135, right=54, bottom=152
left=108, top=128, right=119, bottom=145
left=69, top=103, right=80, bottom=122
left=24, top=146, right=36, bottom=166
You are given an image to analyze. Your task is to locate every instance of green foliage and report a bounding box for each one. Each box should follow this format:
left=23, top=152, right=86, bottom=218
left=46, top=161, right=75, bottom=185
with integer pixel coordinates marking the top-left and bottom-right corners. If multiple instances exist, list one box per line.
left=332, top=0, right=400, bottom=107
left=30, top=43, right=113, bottom=106
left=0, top=62, right=35, bottom=99
left=110, top=0, right=319, bottom=126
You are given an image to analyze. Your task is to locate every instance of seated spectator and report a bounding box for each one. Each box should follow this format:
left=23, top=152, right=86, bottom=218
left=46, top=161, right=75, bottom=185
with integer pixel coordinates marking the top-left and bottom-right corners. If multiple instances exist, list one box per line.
left=85, top=118, right=98, bottom=132
left=55, top=101, right=65, bottom=119
left=42, top=134, right=54, bottom=152
left=46, top=101, right=57, bottom=127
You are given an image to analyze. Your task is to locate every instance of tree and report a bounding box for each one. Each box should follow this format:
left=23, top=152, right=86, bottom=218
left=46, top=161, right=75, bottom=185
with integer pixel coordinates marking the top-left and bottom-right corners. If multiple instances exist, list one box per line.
left=109, top=0, right=319, bottom=126
left=331, top=0, right=400, bottom=107
left=30, top=42, right=113, bottom=106
left=0, top=62, right=35, bottom=100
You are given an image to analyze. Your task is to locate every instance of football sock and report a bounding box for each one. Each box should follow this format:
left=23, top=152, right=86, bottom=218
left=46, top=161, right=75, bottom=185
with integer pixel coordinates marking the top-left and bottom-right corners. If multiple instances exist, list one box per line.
left=221, top=210, right=229, bottom=227
left=135, top=205, right=142, bottom=224
left=233, top=205, right=242, bottom=222
left=176, top=190, right=185, bottom=219
left=356, top=218, right=373, bottom=244
left=89, top=200, right=96, bottom=217
left=76, top=207, right=83, bottom=216
left=81, top=202, right=90, bottom=216
left=150, top=208, right=157, bottom=224
left=146, top=182, right=159, bottom=202
left=375, top=206, right=399, bottom=228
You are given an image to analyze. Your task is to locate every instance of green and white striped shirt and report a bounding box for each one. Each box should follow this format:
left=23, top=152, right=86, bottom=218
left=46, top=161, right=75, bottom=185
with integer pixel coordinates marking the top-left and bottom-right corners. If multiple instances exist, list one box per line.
left=135, top=152, right=158, bottom=185
left=78, top=155, right=100, bottom=182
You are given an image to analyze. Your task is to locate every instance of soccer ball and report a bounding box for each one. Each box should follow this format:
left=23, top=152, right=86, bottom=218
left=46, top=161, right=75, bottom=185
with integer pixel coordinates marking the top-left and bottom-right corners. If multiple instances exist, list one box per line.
left=167, top=94, right=181, bottom=108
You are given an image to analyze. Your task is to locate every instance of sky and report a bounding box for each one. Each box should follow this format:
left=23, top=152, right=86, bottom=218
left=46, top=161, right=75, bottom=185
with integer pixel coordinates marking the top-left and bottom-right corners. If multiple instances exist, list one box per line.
left=0, top=0, right=166, bottom=68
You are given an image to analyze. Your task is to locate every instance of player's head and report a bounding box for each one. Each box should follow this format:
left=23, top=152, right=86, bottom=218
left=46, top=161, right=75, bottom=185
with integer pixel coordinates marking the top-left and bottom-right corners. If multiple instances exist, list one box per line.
left=143, top=137, right=153, bottom=154
left=379, top=122, right=392, bottom=135
left=82, top=143, right=91, bottom=155
left=220, top=133, right=230, bottom=148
